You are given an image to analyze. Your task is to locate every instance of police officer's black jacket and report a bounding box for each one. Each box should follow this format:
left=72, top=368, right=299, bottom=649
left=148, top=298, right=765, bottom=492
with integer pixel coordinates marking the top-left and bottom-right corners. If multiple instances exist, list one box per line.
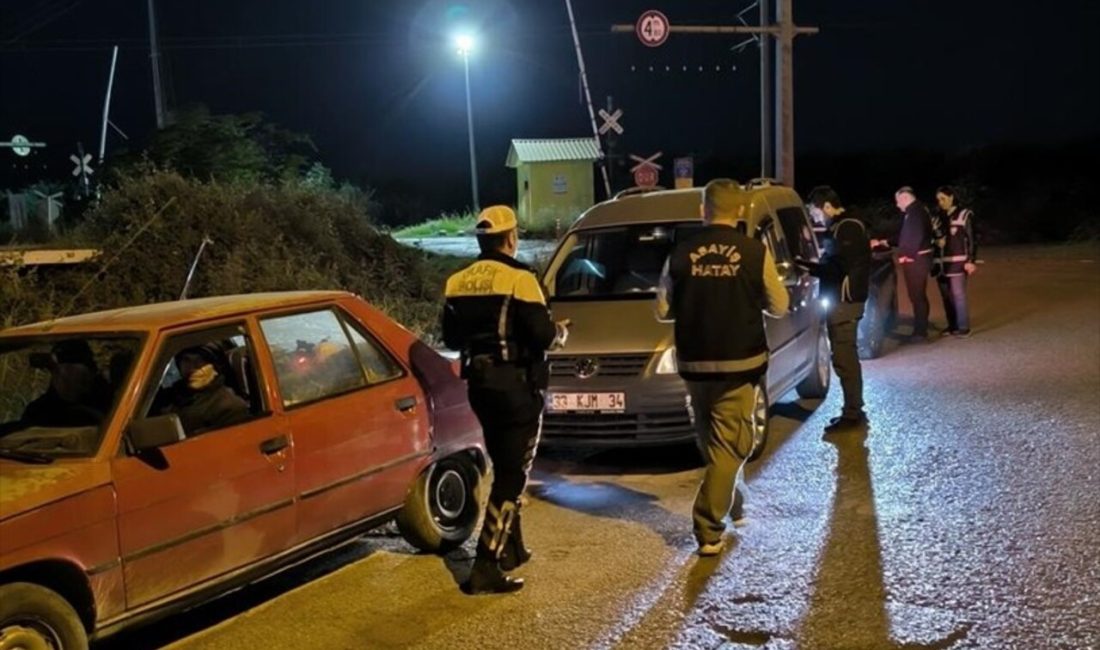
left=802, top=213, right=870, bottom=304
left=936, top=207, right=977, bottom=276
left=442, top=250, right=557, bottom=390
left=658, top=224, right=789, bottom=382
left=894, top=200, right=937, bottom=259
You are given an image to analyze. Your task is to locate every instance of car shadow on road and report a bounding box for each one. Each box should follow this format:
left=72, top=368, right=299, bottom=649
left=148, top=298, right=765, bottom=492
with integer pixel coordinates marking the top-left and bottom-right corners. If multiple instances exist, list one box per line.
left=527, top=474, right=693, bottom=548
left=796, top=429, right=970, bottom=649
left=535, top=443, right=703, bottom=476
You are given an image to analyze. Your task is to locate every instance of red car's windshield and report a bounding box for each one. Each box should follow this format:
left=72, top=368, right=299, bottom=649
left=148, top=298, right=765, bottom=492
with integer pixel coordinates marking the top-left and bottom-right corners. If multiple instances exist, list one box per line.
left=0, top=335, right=143, bottom=459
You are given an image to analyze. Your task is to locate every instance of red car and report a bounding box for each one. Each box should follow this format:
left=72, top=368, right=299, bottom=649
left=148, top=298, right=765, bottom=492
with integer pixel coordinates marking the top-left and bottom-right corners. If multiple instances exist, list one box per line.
left=0, top=292, right=486, bottom=649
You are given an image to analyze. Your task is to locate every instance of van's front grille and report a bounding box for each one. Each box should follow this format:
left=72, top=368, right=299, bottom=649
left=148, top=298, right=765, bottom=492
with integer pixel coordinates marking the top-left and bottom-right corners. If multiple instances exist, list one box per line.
left=542, top=409, right=692, bottom=438
left=548, top=354, right=651, bottom=379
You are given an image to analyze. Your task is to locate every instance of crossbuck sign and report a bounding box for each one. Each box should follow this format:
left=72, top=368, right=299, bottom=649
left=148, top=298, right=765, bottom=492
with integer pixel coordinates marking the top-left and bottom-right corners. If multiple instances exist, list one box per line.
left=598, top=108, right=624, bottom=135
left=71, top=153, right=94, bottom=178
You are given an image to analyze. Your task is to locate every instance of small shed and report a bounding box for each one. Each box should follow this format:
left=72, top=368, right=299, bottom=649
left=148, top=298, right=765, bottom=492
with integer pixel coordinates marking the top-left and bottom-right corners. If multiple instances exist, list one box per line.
left=506, top=138, right=600, bottom=232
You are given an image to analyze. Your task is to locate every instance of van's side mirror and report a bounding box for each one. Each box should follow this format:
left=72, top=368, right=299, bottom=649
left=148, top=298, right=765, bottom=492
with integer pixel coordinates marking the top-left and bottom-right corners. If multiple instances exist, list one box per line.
left=130, top=414, right=185, bottom=452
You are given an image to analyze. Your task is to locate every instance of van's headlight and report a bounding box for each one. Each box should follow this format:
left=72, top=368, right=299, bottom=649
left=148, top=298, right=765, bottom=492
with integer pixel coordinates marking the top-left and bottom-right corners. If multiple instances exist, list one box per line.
left=655, top=347, right=678, bottom=374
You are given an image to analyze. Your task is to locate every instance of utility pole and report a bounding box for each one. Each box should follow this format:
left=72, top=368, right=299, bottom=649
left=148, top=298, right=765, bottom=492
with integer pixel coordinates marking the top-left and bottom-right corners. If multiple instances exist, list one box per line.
left=147, top=0, right=166, bottom=129
left=99, top=45, right=119, bottom=164
left=612, top=2, right=817, bottom=187
left=759, top=1, right=773, bottom=179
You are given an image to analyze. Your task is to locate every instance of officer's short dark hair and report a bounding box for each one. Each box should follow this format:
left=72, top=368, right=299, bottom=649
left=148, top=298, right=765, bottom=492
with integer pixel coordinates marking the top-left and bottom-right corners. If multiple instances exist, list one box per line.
left=809, top=185, right=843, bottom=209
left=476, top=232, right=510, bottom=254
left=936, top=185, right=957, bottom=199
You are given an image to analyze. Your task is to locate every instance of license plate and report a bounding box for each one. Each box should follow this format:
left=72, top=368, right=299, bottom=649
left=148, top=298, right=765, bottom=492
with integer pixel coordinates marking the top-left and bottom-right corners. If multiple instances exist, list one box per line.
left=546, top=392, right=626, bottom=412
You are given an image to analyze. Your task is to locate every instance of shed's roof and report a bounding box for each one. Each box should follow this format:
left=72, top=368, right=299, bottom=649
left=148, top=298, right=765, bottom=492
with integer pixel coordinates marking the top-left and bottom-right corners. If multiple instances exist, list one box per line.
left=506, top=138, right=601, bottom=167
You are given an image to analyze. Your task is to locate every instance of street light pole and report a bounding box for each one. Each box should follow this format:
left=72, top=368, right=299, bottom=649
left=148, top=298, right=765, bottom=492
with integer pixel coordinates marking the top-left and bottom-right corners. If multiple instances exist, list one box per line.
left=460, top=47, right=480, bottom=212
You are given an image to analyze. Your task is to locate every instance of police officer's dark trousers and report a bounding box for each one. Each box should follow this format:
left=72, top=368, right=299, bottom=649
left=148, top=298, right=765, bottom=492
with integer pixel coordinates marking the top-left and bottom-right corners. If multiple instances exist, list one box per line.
left=936, top=274, right=969, bottom=332
left=901, top=254, right=932, bottom=337
left=466, top=366, right=541, bottom=573
left=827, top=302, right=865, bottom=418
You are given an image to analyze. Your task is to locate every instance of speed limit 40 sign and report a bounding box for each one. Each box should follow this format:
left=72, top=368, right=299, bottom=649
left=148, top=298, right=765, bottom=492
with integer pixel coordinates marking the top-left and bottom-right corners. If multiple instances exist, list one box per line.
left=636, top=10, right=670, bottom=48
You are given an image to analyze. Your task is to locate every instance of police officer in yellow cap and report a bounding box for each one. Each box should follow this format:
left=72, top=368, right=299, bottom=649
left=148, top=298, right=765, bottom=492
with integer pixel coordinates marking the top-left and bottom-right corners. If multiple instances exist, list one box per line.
left=442, top=205, right=570, bottom=594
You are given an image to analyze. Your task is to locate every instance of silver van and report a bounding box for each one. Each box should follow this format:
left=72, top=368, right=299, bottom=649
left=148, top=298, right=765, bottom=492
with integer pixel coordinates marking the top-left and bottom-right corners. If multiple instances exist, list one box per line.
left=539, top=182, right=831, bottom=457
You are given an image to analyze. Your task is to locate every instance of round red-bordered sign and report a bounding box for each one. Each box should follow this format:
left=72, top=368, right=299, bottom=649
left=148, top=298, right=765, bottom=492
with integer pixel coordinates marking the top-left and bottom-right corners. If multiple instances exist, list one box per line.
left=634, top=166, right=659, bottom=187
left=636, top=10, right=670, bottom=48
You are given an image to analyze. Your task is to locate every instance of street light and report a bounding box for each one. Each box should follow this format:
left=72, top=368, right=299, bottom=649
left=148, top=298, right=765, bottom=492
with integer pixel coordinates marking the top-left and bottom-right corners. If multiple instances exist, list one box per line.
left=454, top=33, right=479, bottom=212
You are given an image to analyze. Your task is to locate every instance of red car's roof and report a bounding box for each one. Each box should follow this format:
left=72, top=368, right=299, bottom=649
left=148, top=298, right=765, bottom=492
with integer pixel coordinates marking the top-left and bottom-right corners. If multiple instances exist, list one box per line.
left=2, top=291, right=354, bottom=336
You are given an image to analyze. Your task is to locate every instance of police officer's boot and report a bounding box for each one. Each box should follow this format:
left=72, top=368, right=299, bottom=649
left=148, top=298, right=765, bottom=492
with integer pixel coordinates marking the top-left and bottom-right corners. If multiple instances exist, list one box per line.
left=460, top=556, right=524, bottom=595
left=499, top=512, right=533, bottom=571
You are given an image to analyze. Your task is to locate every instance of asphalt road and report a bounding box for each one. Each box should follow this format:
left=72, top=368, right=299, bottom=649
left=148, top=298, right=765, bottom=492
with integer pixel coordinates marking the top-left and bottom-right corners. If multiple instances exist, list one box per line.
left=100, top=244, right=1100, bottom=650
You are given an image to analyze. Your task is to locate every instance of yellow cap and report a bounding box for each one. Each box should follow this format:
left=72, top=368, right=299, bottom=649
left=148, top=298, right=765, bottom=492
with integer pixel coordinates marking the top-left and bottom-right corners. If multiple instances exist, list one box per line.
left=475, top=205, right=518, bottom=234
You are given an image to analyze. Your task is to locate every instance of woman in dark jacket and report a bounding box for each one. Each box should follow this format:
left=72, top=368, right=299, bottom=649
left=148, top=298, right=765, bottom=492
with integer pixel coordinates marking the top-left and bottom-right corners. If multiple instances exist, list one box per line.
left=934, top=186, right=978, bottom=337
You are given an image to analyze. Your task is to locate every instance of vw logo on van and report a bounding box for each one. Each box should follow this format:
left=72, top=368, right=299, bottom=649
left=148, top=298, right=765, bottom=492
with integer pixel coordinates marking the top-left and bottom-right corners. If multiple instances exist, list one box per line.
left=575, top=358, right=600, bottom=379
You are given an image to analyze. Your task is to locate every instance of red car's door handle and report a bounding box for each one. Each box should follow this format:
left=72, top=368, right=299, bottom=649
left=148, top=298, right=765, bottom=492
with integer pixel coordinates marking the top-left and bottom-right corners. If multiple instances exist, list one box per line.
left=395, top=396, right=417, bottom=412
left=259, top=435, right=289, bottom=455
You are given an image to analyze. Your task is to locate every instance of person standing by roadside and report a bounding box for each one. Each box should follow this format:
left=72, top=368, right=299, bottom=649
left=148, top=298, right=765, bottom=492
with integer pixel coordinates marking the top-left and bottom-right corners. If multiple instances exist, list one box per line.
left=934, top=186, right=978, bottom=337
left=442, top=205, right=570, bottom=595
left=797, top=187, right=871, bottom=433
left=882, top=187, right=938, bottom=342
left=657, top=179, right=789, bottom=556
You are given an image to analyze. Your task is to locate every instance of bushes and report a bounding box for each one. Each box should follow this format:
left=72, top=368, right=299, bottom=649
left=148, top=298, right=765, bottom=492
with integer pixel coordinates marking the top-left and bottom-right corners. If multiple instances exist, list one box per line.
left=1, top=169, right=464, bottom=342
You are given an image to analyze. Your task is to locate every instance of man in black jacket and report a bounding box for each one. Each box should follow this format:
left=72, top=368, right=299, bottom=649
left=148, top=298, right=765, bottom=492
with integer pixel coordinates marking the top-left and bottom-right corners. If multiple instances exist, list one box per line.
left=799, top=187, right=871, bottom=432
left=162, top=343, right=250, bottom=436
left=889, top=187, right=939, bottom=341
left=657, top=179, right=789, bottom=556
left=442, top=205, right=569, bottom=594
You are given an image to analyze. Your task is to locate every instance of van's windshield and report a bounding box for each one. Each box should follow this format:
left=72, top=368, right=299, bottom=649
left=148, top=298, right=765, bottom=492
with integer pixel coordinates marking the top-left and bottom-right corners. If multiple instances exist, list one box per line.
left=548, top=222, right=703, bottom=300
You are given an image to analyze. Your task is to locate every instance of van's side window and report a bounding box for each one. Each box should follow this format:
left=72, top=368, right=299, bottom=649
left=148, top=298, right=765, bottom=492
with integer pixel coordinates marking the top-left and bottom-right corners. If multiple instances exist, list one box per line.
left=776, top=206, right=820, bottom=261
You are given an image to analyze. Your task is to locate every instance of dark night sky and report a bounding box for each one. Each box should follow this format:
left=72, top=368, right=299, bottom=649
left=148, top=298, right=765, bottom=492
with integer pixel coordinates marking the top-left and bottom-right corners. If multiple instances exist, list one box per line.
left=2, top=0, right=1098, bottom=207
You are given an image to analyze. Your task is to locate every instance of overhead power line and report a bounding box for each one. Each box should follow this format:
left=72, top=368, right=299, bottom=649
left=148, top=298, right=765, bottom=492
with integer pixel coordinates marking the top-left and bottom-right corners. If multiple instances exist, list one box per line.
left=1, top=0, right=85, bottom=45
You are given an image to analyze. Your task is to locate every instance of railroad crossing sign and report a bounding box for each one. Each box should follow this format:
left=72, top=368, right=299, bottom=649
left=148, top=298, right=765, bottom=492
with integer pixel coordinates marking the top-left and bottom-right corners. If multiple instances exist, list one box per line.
left=630, top=152, right=664, bottom=188
left=70, top=153, right=94, bottom=178
left=629, top=152, right=664, bottom=173
left=598, top=108, right=624, bottom=135
left=636, top=10, right=670, bottom=47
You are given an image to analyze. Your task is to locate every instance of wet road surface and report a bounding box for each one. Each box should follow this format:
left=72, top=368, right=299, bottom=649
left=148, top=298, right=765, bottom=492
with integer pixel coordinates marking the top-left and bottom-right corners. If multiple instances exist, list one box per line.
left=99, top=244, right=1100, bottom=649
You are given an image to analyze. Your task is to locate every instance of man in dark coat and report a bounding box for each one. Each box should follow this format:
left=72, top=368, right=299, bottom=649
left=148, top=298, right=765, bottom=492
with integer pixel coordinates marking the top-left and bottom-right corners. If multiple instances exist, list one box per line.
left=162, top=343, right=250, bottom=436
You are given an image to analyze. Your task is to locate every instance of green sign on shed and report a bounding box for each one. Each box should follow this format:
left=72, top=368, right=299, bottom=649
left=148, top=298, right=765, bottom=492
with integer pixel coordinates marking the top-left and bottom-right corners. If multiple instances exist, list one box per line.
left=506, top=138, right=600, bottom=232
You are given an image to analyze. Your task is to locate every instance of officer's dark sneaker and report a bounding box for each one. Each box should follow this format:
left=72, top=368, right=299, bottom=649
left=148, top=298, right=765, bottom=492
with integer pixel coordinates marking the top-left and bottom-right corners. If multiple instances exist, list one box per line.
left=460, top=573, right=524, bottom=595
left=824, top=412, right=867, bottom=434
left=499, top=545, right=533, bottom=572
left=951, top=329, right=972, bottom=339
left=461, top=560, right=524, bottom=595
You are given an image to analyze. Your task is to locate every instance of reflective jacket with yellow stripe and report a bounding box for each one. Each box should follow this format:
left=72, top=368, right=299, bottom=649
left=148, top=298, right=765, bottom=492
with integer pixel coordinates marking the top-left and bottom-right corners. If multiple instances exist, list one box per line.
left=442, top=251, right=557, bottom=389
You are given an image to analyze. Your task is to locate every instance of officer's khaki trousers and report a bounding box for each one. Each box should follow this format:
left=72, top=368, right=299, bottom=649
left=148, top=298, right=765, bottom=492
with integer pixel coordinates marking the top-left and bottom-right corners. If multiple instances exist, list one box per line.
left=687, top=378, right=755, bottom=545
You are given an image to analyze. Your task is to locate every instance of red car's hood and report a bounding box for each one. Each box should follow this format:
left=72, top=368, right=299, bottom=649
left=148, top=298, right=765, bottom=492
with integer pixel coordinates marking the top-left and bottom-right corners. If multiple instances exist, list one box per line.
left=0, top=460, right=111, bottom=522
